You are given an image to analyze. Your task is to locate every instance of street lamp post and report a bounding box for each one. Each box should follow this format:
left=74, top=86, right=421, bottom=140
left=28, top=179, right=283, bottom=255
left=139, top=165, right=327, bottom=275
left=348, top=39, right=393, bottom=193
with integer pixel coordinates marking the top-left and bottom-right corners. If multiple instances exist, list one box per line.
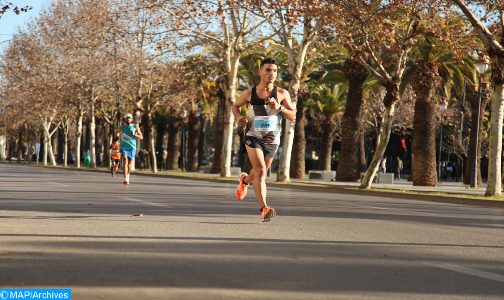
left=471, top=55, right=490, bottom=188
left=438, top=99, right=448, bottom=182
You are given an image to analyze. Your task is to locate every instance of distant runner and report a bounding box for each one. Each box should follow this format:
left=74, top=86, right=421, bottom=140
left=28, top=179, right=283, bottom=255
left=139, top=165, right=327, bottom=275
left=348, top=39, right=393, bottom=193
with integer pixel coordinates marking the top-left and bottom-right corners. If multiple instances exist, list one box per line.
left=110, top=136, right=121, bottom=177
left=232, top=58, right=296, bottom=222
left=119, top=113, right=143, bottom=185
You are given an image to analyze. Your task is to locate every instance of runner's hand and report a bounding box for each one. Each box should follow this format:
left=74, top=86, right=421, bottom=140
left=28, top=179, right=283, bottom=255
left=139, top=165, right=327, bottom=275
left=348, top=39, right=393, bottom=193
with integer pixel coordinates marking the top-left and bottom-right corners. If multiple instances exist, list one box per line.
left=267, top=97, right=280, bottom=110
left=237, top=116, right=248, bottom=127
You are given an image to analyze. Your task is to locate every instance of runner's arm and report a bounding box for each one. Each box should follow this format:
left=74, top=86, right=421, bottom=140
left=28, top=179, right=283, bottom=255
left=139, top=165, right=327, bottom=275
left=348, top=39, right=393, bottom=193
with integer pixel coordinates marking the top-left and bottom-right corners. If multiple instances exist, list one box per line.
left=278, top=90, right=296, bottom=121
left=134, top=124, right=143, bottom=140
left=232, top=89, right=251, bottom=126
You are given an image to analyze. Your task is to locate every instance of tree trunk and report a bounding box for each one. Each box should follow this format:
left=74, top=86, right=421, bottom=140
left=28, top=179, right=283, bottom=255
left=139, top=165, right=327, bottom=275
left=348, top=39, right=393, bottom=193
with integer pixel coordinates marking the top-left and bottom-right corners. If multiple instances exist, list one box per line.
left=290, top=86, right=308, bottom=179
left=155, top=120, right=166, bottom=171
left=90, top=101, right=97, bottom=168
left=146, top=111, right=158, bottom=173
left=464, top=87, right=485, bottom=185
left=484, top=44, right=504, bottom=196
left=103, top=123, right=111, bottom=169
left=319, top=119, right=337, bottom=171
left=16, top=127, right=23, bottom=161
left=64, top=131, right=68, bottom=168
left=220, top=52, right=240, bottom=177
left=95, top=120, right=103, bottom=167
left=7, top=138, right=13, bottom=161
left=56, top=128, right=64, bottom=164
left=43, top=139, right=48, bottom=166
left=360, top=82, right=399, bottom=189
left=411, top=61, right=440, bottom=186
left=63, top=118, right=70, bottom=168
left=337, top=59, right=369, bottom=181
left=25, top=130, right=32, bottom=163
left=42, top=119, right=57, bottom=166
left=220, top=104, right=234, bottom=177
left=211, top=92, right=226, bottom=174
left=76, top=103, right=83, bottom=168
left=187, top=110, right=201, bottom=172
left=198, top=114, right=209, bottom=167
left=485, top=82, right=504, bottom=196
left=166, top=117, right=181, bottom=170
left=277, top=37, right=312, bottom=183
left=0, top=135, right=6, bottom=160
left=48, top=131, right=56, bottom=166
left=150, top=131, right=157, bottom=172
left=8, top=137, right=15, bottom=161
left=278, top=120, right=295, bottom=181
left=358, top=131, right=367, bottom=172
left=52, top=131, right=58, bottom=164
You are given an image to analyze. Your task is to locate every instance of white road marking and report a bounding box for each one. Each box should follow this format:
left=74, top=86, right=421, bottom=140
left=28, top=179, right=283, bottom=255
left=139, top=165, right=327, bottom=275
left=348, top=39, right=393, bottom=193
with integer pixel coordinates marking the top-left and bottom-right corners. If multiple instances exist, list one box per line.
left=125, top=197, right=165, bottom=207
left=46, top=182, right=70, bottom=187
left=435, top=263, right=504, bottom=283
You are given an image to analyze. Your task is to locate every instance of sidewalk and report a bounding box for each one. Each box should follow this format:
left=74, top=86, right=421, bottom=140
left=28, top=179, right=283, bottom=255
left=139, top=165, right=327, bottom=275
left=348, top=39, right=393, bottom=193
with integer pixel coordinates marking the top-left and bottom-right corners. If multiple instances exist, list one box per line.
left=293, top=177, right=487, bottom=196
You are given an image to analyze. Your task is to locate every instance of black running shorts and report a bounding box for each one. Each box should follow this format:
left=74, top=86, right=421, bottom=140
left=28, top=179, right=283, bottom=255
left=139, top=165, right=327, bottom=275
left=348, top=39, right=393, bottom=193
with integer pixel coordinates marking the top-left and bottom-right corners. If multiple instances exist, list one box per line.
left=244, top=136, right=279, bottom=159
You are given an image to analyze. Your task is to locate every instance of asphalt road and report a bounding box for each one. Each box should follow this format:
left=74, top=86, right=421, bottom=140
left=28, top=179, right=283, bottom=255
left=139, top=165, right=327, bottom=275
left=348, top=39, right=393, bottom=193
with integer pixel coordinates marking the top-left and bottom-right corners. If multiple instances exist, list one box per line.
left=1, top=164, right=504, bottom=300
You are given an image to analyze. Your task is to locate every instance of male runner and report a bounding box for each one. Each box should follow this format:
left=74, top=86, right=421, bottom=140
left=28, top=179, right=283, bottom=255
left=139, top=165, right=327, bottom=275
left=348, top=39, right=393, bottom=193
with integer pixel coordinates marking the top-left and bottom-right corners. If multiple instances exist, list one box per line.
left=232, top=58, right=296, bottom=222
left=119, top=113, right=143, bottom=185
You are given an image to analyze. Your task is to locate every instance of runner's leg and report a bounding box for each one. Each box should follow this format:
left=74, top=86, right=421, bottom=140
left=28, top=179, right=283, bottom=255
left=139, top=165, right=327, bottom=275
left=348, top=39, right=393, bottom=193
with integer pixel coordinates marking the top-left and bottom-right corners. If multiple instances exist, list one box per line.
left=123, top=155, right=129, bottom=180
left=245, top=157, right=273, bottom=184
left=245, top=145, right=269, bottom=208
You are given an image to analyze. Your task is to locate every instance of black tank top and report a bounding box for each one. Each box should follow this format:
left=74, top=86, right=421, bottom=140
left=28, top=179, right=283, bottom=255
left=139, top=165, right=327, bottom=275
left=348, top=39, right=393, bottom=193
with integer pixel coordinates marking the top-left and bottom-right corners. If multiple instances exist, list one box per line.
left=251, top=86, right=278, bottom=105
left=246, top=86, right=282, bottom=144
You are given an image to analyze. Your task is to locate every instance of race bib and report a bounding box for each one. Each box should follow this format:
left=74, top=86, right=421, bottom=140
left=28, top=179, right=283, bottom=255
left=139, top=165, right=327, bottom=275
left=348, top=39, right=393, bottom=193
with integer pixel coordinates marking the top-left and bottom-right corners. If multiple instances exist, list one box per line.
left=121, top=133, right=133, bottom=144
left=253, top=116, right=278, bottom=132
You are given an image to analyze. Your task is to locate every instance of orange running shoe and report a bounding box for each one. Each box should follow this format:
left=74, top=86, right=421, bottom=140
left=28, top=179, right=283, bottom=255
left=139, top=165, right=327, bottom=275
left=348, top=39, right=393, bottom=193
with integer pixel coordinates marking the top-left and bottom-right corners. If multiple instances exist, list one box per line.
left=260, top=206, right=276, bottom=222
left=235, top=172, right=249, bottom=200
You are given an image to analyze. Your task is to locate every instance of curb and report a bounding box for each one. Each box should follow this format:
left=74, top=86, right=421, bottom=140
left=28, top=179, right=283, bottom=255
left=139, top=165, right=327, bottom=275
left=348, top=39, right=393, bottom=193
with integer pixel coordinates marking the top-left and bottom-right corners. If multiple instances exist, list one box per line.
left=3, top=162, right=504, bottom=208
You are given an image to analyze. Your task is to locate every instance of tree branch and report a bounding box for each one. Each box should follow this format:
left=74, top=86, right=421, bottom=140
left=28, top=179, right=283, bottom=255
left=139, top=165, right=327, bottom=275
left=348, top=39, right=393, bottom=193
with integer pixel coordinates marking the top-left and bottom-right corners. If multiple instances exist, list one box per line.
left=451, top=0, right=503, bottom=53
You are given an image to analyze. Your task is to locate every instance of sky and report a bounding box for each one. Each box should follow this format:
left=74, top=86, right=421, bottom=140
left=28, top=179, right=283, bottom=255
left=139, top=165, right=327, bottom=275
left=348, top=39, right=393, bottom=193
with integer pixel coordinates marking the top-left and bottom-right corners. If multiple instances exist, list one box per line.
left=0, top=0, right=52, bottom=53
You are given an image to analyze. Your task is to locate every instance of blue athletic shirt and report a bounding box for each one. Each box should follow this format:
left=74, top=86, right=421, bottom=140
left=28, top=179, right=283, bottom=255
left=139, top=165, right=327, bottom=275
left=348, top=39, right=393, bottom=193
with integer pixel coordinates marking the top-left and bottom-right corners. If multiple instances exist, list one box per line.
left=120, top=124, right=137, bottom=150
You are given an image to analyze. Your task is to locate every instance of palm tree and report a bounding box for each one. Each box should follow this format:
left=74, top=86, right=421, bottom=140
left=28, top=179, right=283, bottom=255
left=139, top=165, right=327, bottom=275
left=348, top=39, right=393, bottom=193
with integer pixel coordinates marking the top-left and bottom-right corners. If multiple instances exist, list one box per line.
left=405, top=23, right=475, bottom=186
left=308, top=84, right=347, bottom=170
left=336, top=58, right=370, bottom=181
left=409, top=57, right=441, bottom=186
left=290, top=45, right=347, bottom=179
left=187, top=80, right=220, bottom=172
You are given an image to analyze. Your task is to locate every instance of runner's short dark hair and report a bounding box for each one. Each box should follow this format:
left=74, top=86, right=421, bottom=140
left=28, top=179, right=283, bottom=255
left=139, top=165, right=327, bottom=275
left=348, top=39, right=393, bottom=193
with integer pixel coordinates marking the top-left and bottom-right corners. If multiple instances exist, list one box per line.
left=260, top=58, right=277, bottom=68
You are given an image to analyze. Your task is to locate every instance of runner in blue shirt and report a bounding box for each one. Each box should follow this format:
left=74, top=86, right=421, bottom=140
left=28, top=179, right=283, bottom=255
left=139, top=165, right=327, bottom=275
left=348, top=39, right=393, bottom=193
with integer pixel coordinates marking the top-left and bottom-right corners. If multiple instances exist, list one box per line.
left=119, top=113, right=143, bottom=185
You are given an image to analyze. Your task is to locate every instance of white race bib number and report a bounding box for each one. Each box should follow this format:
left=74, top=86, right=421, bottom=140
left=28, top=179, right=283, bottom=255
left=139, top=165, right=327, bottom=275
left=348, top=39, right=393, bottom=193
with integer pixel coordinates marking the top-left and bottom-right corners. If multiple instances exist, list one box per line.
left=253, top=116, right=278, bottom=132
left=121, top=133, right=133, bottom=143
